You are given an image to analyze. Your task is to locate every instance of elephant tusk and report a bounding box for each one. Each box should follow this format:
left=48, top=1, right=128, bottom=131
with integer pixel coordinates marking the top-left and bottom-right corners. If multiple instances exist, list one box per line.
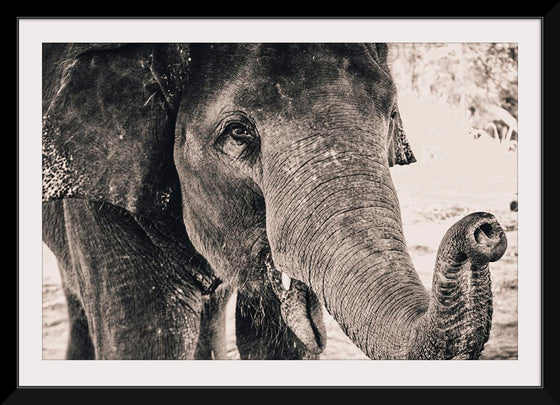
left=281, top=272, right=292, bottom=291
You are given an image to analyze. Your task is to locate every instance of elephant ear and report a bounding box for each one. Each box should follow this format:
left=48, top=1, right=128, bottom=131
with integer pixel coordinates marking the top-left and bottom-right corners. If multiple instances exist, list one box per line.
left=387, top=107, right=416, bottom=167
left=42, top=43, right=190, bottom=220
left=367, top=43, right=416, bottom=167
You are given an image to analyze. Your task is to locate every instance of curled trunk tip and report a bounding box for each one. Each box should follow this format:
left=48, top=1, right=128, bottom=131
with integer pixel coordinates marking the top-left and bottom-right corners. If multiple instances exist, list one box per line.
left=409, top=212, right=507, bottom=360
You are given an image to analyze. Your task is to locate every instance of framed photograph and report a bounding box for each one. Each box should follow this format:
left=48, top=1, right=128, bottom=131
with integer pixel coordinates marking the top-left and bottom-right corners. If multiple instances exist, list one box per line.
left=17, top=15, right=550, bottom=398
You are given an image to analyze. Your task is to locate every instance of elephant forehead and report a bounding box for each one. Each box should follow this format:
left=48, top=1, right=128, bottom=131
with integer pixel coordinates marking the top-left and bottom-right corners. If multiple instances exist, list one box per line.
left=237, top=45, right=394, bottom=119
left=255, top=43, right=375, bottom=74
left=175, top=43, right=397, bottom=154
left=181, top=43, right=394, bottom=120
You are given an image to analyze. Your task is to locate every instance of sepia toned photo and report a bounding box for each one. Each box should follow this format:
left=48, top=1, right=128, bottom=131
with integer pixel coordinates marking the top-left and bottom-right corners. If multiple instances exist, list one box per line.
left=41, top=41, right=518, bottom=362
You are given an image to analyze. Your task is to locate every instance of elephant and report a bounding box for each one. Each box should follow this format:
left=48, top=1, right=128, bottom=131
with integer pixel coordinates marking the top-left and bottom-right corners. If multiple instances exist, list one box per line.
left=42, top=43, right=507, bottom=360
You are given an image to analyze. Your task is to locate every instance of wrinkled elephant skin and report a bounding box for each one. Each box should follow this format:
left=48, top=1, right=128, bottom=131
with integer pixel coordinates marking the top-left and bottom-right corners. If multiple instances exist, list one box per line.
left=42, top=43, right=506, bottom=360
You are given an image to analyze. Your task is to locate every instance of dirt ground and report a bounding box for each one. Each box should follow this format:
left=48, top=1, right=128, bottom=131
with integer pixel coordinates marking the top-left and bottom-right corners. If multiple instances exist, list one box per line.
left=42, top=186, right=518, bottom=360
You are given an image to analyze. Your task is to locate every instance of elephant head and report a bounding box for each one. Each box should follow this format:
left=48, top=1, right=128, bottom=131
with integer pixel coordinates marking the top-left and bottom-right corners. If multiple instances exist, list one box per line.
left=43, top=43, right=507, bottom=359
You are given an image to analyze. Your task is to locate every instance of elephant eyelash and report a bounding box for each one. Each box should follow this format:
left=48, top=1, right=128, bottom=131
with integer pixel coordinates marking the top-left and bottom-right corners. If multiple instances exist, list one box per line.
left=224, top=122, right=256, bottom=144
left=215, top=114, right=260, bottom=162
left=216, top=112, right=257, bottom=138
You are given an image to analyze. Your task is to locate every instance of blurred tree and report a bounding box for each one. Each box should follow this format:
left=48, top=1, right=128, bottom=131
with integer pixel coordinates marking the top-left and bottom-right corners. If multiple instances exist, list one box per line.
left=388, top=43, right=518, bottom=144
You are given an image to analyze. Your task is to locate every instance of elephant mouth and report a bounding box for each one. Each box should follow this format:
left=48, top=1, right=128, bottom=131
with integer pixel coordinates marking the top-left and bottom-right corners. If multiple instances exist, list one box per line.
left=263, top=251, right=327, bottom=354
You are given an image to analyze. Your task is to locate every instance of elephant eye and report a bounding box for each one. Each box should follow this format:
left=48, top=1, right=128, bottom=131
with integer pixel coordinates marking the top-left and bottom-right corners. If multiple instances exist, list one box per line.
left=390, top=108, right=397, bottom=120
left=227, top=123, right=253, bottom=145
left=217, top=118, right=260, bottom=161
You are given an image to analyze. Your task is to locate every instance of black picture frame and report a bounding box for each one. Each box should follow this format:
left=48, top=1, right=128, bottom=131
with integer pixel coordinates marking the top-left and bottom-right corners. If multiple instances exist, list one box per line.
left=13, top=9, right=556, bottom=403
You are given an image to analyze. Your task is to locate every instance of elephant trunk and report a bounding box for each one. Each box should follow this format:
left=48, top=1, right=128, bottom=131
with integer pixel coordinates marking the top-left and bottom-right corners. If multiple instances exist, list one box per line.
left=408, top=212, right=507, bottom=359
left=264, top=140, right=507, bottom=359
